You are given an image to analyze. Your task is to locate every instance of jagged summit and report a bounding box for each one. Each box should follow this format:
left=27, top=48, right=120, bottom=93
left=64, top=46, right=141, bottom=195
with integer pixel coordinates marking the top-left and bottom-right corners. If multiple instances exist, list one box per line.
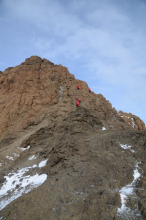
left=0, top=56, right=146, bottom=220
left=0, top=56, right=145, bottom=143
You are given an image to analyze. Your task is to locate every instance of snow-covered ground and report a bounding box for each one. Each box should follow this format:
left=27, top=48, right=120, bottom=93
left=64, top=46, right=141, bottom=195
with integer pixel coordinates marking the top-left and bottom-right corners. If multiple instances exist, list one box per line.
left=117, top=162, right=142, bottom=219
left=19, top=145, right=30, bottom=151
left=0, top=160, right=48, bottom=211
left=28, top=155, right=37, bottom=160
left=38, top=159, right=48, bottom=168
left=5, top=156, right=14, bottom=160
left=120, top=143, right=135, bottom=153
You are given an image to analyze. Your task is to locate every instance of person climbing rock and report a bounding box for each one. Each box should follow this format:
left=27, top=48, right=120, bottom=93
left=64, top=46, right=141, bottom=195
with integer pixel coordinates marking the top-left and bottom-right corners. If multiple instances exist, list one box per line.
left=78, top=98, right=81, bottom=102
left=88, top=88, right=91, bottom=93
left=76, top=100, right=80, bottom=107
left=77, top=85, right=81, bottom=90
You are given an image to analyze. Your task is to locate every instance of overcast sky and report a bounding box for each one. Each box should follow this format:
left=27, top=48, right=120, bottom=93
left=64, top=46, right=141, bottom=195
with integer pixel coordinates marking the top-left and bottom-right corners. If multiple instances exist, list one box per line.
left=0, top=0, right=146, bottom=125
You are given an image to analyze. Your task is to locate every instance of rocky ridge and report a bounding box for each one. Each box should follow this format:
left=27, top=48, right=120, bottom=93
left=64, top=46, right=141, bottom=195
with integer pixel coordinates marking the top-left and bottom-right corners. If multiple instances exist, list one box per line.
left=0, top=56, right=145, bottom=220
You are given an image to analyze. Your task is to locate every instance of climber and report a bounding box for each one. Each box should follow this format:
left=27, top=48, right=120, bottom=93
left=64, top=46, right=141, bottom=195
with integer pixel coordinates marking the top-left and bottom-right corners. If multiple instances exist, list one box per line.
left=88, top=88, right=91, bottom=93
left=78, top=98, right=81, bottom=102
left=76, top=100, right=80, bottom=107
left=77, top=85, right=81, bottom=90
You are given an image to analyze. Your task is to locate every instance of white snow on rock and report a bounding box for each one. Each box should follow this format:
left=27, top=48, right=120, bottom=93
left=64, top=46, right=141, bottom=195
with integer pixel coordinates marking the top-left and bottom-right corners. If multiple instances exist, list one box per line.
left=118, top=113, right=135, bottom=129
left=0, top=163, right=2, bottom=166
left=12, top=153, right=19, bottom=157
left=32, top=164, right=37, bottom=168
left=133, top=163, right=141, bottom=181
left=117, top=162, right=141, bottom=218
left=38, top=159, right=48, bottom=168
left=120, top=143, right=135, bottom=153
left=0, top=165, right=47, bottom=210
left=5, top=156, right=14, bottom=161
left=28, top=155, right=37, bottom=160
left=102, top=126, right=106, bottom=130
left=118, top=112, right=129, bottom=118
left=19, top=145, right=30, bottom=151
left=131, top=118, right=135, bottom=128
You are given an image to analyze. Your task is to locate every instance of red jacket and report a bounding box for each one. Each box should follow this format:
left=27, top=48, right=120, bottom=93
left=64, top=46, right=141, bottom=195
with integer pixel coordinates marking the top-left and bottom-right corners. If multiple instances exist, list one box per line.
left=77, top=85, right=81, bottom=90
left=76, top=101, right=80, bottom=106
left=78, top=98, right=81, bottom=102
left=88, top=88, right=91, bottom=91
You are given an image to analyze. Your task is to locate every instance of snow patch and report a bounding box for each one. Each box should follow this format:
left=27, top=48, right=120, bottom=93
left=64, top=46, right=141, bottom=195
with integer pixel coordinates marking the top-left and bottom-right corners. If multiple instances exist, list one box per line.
left=102, top=126, right=106, bottom=130
left=28, top=155, right=37, bottom=160
left=32, top=164, right=37, bottom=168
left=0, top=165, right=47, bottom=210
left=133, top=163, right=141, bottom=181
left=19, top=145, right=30, bottom=151
left=0, top=163, right=2, bottom=167
left=118, top=113, right=135, bottom=128
left=131, top=118, right=135, bottom=128
left=120, top=143, right=135, bottom=153
left=38, top=159, right=48, bottom=168
left=117, top=162, right=142, bottom=218
left=5, top=156, right=14, bottom=161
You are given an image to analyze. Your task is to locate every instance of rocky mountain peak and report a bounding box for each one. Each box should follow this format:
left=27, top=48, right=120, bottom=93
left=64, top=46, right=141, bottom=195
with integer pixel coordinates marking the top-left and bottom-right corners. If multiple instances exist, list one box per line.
left=0, top=56, right=145, bottom=143
left=0, top=56, right=146, bottom=220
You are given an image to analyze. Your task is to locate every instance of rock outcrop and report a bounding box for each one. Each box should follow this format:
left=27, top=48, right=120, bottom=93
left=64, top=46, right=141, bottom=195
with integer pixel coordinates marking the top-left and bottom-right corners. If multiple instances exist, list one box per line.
left=0, top=56, right=145, bottom=143
left=0, top=56, right=145, bottom=220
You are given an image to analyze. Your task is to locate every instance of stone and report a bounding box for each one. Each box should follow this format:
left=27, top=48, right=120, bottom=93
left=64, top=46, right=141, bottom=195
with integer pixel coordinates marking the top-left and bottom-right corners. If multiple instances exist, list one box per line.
left=0, top=56, right=145, bottom=220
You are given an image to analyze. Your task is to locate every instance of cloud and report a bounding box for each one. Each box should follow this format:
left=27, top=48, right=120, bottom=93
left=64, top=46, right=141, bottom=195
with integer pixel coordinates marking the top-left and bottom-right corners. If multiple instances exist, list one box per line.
left=0, top=0, right=146, bottom=124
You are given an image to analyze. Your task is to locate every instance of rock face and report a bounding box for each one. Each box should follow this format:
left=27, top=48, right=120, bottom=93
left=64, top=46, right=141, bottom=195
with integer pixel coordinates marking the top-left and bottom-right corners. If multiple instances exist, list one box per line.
left=0, top=56, right=146, bottom=220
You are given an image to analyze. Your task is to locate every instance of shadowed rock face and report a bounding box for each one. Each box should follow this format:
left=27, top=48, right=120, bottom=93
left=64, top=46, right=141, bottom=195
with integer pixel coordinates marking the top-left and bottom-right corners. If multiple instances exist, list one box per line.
left=0, top=56, right=146, bottom=220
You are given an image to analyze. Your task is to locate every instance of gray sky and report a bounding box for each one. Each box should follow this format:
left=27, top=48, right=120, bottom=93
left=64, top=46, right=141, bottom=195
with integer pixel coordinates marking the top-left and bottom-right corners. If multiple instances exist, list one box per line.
left=0, top=0, right=146, bottom=125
